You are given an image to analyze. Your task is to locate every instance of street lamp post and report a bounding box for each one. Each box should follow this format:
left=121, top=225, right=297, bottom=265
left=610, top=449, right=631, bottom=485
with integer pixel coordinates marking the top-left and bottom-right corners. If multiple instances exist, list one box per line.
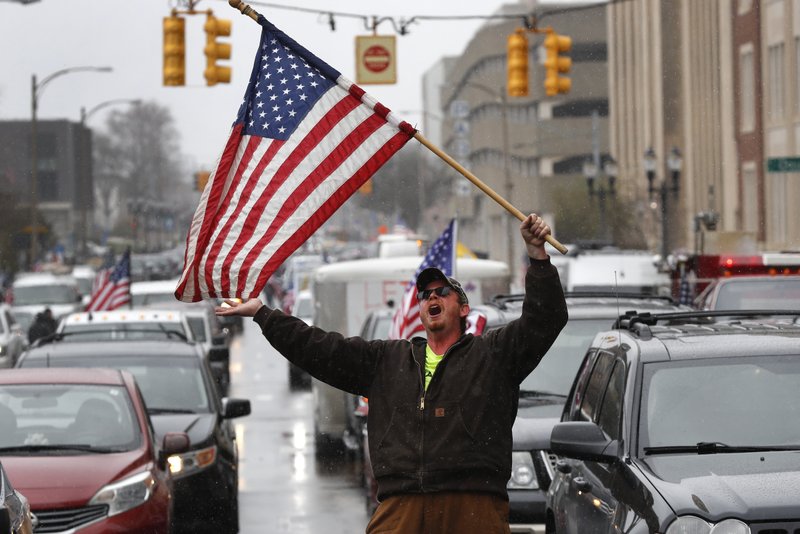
left=643, top=146, right=682, bottom=263
left=78, top=98, right=141, bottom=259
left=461, top=81, right=514, bottom=270
left=583, top=156, right=617, bottom=244
left=29, top=66, right=112, bottom=268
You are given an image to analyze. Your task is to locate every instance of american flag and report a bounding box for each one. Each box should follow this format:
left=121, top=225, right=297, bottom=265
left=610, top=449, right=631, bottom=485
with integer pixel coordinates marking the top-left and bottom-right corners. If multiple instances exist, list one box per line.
left=85, top=249, right=131, bottom=312
left=389, top=219, right=457, bottom=340
left=175, top=17, right=415, bottom=302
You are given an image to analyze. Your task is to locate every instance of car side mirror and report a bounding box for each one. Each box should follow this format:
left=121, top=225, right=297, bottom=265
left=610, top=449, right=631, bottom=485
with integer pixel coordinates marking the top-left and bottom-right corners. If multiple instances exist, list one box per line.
left=159, top=431, right=191, bottom=470
left=221, top=397, right=251, bottom=419
left=550, top=421, right=619, bottom=464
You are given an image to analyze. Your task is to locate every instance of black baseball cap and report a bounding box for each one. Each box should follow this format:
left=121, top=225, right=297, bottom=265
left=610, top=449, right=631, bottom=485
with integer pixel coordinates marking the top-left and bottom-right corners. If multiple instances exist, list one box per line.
left=415, top=267, right=468, bottom=304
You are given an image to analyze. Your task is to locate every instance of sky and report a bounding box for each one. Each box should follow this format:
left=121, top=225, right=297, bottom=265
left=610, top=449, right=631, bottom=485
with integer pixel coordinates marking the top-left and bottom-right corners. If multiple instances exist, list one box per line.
left=0, top=0, right=563, bottom=172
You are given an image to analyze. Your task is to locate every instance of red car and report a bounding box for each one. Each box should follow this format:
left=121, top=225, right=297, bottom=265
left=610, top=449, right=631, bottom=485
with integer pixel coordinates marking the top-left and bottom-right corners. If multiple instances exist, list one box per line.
left=0, top=368, right=189, bottom=533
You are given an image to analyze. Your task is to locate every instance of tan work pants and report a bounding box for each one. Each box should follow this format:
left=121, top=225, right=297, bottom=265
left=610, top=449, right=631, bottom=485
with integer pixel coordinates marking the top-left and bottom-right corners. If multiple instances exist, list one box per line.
left=365, top=492, right=511, bottom=534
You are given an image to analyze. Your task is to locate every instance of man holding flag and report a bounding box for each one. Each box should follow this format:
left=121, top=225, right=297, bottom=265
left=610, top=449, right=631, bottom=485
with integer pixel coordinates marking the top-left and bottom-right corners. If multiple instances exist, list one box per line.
left=217, top=213, right=567, bottom=533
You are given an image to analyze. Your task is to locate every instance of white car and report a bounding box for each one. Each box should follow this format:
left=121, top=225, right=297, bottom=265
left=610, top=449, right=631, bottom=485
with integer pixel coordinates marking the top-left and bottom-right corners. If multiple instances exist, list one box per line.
left=0, top=304, right=26, bottom=368
left=130, top=279, right=181, bottom=307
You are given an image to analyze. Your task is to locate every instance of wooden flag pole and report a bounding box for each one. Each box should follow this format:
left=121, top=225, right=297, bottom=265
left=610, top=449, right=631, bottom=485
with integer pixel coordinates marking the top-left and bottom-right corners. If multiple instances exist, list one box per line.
left=414, top=132, right=568, bottom=255
left=227, top=0, right=568, bottom=255
left=229, top=0, right=260, bottom=21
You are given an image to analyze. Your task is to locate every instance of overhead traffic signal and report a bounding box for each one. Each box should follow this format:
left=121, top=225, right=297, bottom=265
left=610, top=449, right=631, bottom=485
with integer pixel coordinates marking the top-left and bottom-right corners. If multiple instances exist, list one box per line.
left=204, top=14, right=232, bottom=86
left=163, top=15, right=186, bottom=86
left=544, top=30, right=572, bottom=96
left=506, top=28, right=529, bottom=97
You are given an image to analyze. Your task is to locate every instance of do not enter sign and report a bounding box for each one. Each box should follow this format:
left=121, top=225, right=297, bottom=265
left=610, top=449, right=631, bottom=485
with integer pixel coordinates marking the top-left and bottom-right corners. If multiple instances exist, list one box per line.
left=356, top=35, right=397, bottom=84
left=364, top=45, right=391, bottom=73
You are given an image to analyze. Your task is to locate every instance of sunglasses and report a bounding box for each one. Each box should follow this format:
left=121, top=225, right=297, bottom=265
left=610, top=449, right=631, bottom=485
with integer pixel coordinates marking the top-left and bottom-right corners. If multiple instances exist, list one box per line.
left=417, top=286, right=454, bottom=301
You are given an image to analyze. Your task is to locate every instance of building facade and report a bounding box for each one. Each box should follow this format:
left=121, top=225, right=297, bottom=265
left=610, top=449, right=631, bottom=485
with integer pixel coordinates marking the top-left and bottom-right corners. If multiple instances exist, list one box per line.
left=757, top=0, right=800, bottom=250
left=433, top=1, right=609, bottom=280
left=0, top=119, right=93, bottom=261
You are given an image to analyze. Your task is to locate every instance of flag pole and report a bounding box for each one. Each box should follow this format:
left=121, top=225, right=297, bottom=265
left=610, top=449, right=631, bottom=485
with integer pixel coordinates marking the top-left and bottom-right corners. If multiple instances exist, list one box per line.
left=227, top=0, right=568, bottom=256
left=228, top=0, right=260, bottom=21
left=413, top=132, right=568, bottom=255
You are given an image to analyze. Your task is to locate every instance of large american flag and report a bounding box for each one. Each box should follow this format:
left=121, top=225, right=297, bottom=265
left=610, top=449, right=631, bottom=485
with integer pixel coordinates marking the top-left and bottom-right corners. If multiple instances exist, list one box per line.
left=175, top=17, right=415, bottom=302
left=85, top=249, right=131, bottom=312
left=389, top=219, right=457, bottom=340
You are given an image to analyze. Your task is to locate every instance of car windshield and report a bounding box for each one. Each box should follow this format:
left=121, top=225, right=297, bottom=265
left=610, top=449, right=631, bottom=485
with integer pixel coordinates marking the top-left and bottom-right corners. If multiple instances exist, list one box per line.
left=19, top=355, right=212, bottom=414
left=60, top=322, right=187, bottom=341
left=12, top=284, right=76, bottom=305
left=714, top=279, right=800, bottom=310
left=641, top=355, right=800, bottom=451
left=74, top=278, right=93, bottom=296
left=186, top=317, right=207, bottom=342
left=0, top=384, right=140, bottom=452
left=519, top=318, right=610, bottom=395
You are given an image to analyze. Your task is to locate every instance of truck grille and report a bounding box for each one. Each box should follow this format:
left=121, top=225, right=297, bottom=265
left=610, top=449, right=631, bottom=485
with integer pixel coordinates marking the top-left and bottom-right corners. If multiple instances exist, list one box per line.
left=33, top=505, right=106, bottom=533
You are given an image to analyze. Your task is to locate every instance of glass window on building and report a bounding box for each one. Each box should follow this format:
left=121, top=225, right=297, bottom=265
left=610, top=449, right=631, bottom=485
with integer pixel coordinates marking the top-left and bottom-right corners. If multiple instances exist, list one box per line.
left=739, top=45, right=755, bottom=132
left=768, top=43, right=785, bottom=121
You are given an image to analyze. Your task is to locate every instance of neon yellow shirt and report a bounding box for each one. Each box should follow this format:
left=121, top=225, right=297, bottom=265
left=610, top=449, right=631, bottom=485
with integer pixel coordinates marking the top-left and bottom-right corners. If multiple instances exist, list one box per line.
left=424, top=345, right=444, bottom=391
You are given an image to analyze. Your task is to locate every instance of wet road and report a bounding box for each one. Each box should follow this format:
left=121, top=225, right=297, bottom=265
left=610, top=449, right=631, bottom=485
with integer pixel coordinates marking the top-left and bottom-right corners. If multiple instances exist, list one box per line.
left=229, top=318, right=370, bottom=533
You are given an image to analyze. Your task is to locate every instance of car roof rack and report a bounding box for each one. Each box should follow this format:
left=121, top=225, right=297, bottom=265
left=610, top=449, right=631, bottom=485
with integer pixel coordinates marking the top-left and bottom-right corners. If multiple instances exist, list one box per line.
left=488, top=291, right=677, bottom=310
left=613, top=309, right=800, bottom=340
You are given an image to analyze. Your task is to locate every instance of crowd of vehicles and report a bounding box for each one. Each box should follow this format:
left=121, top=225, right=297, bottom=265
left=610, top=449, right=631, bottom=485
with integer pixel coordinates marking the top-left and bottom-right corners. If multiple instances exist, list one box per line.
left=1, top=242, right=799, bottom=532
left=0, top=263, right=250, bottom=533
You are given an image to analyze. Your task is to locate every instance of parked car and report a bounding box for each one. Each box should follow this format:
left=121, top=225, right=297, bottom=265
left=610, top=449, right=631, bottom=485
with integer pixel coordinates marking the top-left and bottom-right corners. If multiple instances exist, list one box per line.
left=547, top=310, right=800, bottom=534
left=0, top=304, right=25, bottom=369
left=0, top=461, right=34, bottom=534
left=16, top=340, right=250, bottom=534
left=0, top=367, right=189, bottom=533
left=693, top=274, right=800, bottom=310
left=130, top=279, right=181, bottom=307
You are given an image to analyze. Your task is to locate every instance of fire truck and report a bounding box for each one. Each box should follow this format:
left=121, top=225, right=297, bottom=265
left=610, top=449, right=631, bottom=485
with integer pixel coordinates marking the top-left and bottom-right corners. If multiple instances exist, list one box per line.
left=671, top=252, right=800, bottom=304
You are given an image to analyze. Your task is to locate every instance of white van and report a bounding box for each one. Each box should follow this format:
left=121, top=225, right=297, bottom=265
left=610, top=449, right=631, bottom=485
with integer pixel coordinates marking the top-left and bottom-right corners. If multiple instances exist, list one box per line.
left=10, top=273, right=82, bottom=321
left=310, top=256, right=509, bottom=455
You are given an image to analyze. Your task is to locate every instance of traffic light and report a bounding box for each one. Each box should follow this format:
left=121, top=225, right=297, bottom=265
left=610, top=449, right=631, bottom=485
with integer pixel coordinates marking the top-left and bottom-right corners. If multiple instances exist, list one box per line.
left=163, top=15, right=185, bottom=86
left=544, top=30, right=572, bottom=96
left=506, top=29, right=529, bottom=97
left=196, top=171, right=211, bottom=192
left=204, top=14, right=232, bottom=86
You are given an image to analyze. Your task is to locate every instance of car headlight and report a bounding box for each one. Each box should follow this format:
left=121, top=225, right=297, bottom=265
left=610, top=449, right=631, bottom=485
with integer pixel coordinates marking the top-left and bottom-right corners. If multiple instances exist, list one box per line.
left=507, top=451, right=539, bottom=489
left=167, top=445, right=217, bottom=478
left=666, top=516, right=750, bottom=534
left=89, top=471, right=156, bottom=517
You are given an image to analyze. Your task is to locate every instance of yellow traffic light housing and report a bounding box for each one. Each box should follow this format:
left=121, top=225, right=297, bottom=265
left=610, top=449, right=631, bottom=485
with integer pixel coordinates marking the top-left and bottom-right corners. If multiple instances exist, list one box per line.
left=204, top=14, right=232, bottom=86
left=544, top=30, right=572, bottom=96
left=163, top=15, right=186, bottom=86
left=506, top=28, right=529, bottom=97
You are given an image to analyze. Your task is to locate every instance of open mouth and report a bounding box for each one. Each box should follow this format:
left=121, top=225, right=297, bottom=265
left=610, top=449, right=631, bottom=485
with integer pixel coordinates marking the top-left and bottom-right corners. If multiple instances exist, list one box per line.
left=428, top=304, right=442, bottom=317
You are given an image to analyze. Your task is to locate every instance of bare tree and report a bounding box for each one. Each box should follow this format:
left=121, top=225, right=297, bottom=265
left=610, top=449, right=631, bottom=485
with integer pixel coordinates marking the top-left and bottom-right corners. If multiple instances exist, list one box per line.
left=93, top=101, right=186, bottom=250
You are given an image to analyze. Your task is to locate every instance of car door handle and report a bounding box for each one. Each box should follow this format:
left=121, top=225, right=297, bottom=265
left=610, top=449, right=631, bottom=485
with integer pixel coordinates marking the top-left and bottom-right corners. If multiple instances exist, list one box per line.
left=556, top=460, right=572, bottom=474
left=572, top=477, right=592, bottom=493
